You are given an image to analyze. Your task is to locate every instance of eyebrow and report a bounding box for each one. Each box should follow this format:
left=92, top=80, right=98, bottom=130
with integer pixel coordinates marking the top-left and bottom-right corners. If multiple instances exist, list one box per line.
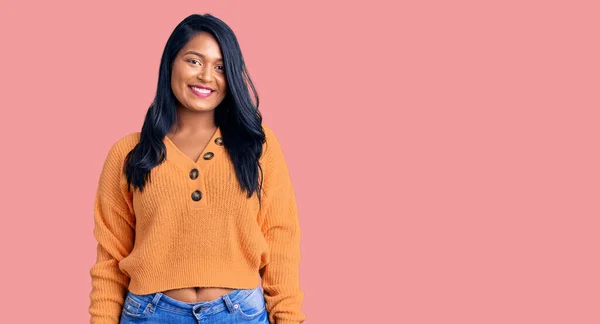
left=183, top=51, right=223, bottom=62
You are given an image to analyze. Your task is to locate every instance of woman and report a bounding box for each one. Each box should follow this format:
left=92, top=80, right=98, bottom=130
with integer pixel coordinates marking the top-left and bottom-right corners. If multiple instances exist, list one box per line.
left=88, top=13, right=305, bottom=324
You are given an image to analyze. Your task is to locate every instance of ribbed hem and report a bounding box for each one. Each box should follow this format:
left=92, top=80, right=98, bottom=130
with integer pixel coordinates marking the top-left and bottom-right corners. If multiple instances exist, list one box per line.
left=126, top=260, right=261, bottom=295
left=275, top=320, right=303, bottom=324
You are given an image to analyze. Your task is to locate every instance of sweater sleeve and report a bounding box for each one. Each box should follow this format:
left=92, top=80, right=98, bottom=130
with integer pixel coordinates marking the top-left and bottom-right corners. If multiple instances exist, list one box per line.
left=89, top=139, right=136, bottom=324
left=259, top=126, right=306, bottom=324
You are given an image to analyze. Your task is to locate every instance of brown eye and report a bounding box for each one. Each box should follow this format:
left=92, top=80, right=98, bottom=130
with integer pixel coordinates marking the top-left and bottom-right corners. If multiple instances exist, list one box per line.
left=188, top=59, right=201, bottom=65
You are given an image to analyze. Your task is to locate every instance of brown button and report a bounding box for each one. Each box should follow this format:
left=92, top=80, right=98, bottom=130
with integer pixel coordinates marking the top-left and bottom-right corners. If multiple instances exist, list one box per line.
left=189, top=168, right=199, bottom=180
left=203, top=152, right=214, bottom=160
left=191, top=190, right=202, bottom=201
left=214, top=137, right=224, bottom=146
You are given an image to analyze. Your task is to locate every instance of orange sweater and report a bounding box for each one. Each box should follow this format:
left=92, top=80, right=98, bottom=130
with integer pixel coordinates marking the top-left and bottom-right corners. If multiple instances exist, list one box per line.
left=88, top=124, right=305, bottom=324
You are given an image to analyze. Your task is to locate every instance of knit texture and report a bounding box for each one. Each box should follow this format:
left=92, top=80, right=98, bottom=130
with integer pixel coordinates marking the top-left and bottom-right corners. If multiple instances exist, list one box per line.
left=88, top=124, right=305, bottom=324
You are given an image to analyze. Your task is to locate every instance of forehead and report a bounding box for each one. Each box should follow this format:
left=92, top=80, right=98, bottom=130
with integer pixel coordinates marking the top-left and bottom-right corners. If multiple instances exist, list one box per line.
left=180, top=32, right=223, bottom=60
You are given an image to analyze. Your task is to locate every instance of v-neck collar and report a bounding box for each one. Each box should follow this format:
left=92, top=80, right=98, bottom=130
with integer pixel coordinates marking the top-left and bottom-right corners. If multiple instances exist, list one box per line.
left=163, top=126, right=224, bottom=171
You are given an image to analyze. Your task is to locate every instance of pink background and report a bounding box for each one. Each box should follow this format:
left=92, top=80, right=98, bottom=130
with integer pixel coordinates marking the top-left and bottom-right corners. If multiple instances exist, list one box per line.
left=1, top=1, right=599, bottom=323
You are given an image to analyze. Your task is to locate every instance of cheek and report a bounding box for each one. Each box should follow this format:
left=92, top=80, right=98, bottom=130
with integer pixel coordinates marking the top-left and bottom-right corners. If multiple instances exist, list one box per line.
left=170, top=71, right=179, bottom=91
left=217, top=87, right=227, bottom=101
left=170, top=78, right=182, bottom=99
left=217, top=78, right=227, bottom=95
left=171, top=68, right=188, bottom=96
left=171, top=64, right=189, bottom=83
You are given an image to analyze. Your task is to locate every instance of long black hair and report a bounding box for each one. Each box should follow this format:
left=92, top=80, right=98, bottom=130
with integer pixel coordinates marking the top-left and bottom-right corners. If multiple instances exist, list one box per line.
left=124, top=13, right=265, bottom=203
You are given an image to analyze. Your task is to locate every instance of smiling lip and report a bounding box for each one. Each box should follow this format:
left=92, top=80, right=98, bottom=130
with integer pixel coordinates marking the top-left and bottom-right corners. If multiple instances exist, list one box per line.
left=189, top=85, right=214, bottom=98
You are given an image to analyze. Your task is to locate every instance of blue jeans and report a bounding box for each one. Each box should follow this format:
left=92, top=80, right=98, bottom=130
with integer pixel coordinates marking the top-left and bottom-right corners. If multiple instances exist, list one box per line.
left=119, top=285, right=270, bottom=323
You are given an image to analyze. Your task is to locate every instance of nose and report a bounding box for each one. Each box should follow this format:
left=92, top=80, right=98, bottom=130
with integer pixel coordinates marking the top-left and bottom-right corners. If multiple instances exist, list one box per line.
left=197, top=65, right=213, bottom=81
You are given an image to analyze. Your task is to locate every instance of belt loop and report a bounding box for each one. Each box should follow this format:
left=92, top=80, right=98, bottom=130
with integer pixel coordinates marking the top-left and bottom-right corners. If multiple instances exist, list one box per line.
left=222, top=293, right=236, bottom=313
left=149, top=292, right=163, bottom=313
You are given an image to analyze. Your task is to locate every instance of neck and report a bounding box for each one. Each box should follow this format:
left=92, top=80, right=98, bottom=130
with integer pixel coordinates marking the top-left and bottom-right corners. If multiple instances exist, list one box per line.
left=170, top=106, right=217, bottom=135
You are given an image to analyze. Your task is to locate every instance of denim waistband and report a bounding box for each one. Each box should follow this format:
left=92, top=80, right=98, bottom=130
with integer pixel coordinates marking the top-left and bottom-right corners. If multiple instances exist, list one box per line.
left=129, top=286, right=260, bottom=316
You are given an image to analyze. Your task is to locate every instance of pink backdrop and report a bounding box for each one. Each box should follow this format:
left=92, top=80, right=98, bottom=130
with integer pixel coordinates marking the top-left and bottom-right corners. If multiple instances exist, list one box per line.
left=0, top=1, right=598, bottom=323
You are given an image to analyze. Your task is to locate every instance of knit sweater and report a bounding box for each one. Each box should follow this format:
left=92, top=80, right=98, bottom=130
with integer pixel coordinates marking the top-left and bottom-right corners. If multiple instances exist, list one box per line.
left=88, top=124, right=305, bottom=324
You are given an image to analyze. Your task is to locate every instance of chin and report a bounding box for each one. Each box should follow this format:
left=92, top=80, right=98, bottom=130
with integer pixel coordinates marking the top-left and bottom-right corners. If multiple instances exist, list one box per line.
left=193, top=104, right=217, bottom=111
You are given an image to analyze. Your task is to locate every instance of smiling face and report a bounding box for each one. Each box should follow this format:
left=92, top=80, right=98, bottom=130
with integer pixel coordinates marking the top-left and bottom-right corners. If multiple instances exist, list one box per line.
left=171, top=32, right=227, bottom=113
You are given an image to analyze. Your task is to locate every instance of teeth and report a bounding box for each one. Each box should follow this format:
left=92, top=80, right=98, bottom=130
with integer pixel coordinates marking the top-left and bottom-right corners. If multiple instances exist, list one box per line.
left=191, top=86, right=211, bottom=94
